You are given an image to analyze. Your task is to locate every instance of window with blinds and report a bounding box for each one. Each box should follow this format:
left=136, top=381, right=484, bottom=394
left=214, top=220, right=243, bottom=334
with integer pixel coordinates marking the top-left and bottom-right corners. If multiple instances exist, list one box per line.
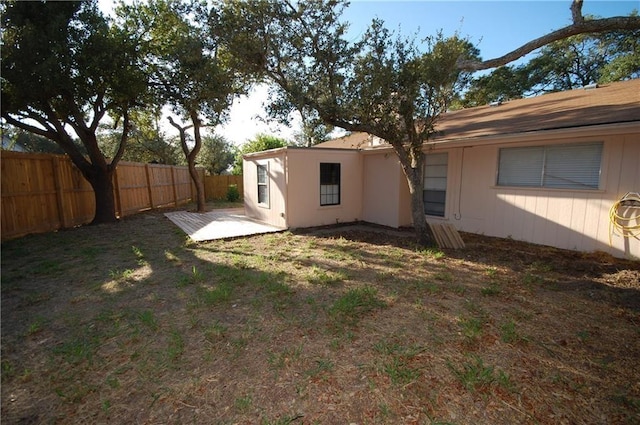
left=424, top=153, right=448, bottom=217
left=497, top=142, right=603, bottom=190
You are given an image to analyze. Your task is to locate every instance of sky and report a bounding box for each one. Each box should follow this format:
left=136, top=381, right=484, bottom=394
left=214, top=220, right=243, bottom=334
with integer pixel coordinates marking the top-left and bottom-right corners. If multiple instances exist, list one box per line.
left=99, top=0, right=639, bottom=145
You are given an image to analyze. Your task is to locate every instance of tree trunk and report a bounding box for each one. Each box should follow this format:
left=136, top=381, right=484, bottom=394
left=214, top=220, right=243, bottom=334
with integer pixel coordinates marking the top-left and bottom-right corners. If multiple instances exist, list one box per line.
left=168, top=114, right=206, bottom=213
left=392, top=144, right=436, bottom=247
left=188, top=161, right=206, bottom=212
left=189, top=114, right=206, bottom=212
left=404, top=165, right=435, bottom=247
left=86, top=167, right=118, bottom=224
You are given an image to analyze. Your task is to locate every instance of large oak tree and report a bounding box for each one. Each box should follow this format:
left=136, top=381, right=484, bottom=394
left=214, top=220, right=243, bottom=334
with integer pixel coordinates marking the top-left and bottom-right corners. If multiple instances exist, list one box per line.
left=217, top=0, right=640, bottom=246
left=1, top=0, right=149, bottom=224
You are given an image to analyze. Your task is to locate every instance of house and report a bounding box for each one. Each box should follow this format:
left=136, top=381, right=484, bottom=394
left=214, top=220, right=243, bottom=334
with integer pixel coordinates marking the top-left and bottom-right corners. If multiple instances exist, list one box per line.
left=1, top=134, right=26, bottom=152
left=243, top=79, right=640, bottom=258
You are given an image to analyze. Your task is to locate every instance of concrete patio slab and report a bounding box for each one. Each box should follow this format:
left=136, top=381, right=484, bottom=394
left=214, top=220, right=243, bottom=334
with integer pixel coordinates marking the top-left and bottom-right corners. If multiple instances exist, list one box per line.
left=164, top=208, right=285, bottom=242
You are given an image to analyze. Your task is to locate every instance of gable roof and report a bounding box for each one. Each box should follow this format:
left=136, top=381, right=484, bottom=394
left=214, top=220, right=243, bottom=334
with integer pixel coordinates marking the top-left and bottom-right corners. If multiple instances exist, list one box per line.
left=316, top=78, right=640, bottom=148
left=316, top=131, right=372, bottom=149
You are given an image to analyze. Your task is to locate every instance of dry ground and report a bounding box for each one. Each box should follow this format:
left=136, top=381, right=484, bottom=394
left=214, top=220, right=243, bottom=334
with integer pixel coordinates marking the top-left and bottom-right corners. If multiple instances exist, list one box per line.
left=1, top=205, right=639, bottom=424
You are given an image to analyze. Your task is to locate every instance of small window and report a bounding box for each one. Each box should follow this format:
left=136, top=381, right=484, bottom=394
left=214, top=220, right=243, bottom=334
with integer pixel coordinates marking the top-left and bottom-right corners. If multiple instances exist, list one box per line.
left=424, top=153, right=448, bottom=217
left=320, top=163, right=340, bottom=206
left=257, top=164, right=269, bottom=206
left=497, top=142, right=602, bottom=190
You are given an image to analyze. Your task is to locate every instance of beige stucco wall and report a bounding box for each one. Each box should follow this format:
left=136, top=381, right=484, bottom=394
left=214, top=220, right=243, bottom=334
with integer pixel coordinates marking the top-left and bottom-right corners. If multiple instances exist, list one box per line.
left=285, top=148, right=363, bottom=228
left=361, top=152, right=412, bottom=228
left=244, top=148, right=363, bottom=229
left=428, top=124, right=640, bottom=258
left=243, top=149, right=288, bottom=228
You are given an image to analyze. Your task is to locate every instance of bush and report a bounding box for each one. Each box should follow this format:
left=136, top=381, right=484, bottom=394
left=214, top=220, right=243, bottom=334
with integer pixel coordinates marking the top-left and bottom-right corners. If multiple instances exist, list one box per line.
left=226, top=184, right=240, bottom=202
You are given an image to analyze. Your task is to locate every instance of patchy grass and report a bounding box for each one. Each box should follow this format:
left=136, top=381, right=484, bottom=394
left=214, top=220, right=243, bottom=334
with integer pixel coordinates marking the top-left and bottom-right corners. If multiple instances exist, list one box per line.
left=1, top=205, right=639, bottom=424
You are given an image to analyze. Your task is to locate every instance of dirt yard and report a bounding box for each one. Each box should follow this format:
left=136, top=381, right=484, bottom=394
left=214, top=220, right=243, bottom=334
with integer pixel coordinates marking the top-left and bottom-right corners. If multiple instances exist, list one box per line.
left=1, top=207, right=639, bottom=424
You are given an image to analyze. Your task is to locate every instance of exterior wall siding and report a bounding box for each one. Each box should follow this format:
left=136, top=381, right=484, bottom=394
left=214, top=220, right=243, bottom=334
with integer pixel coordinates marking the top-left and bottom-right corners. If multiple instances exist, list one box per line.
left=442, top=130, right=640, bottom=258
left=243, top=151, right=287, bottom=228
left=285, top=149, right=362, bottom=228
left=362, top=153, right=404, bottom=227
left=243, top=148, right=362, bottom=229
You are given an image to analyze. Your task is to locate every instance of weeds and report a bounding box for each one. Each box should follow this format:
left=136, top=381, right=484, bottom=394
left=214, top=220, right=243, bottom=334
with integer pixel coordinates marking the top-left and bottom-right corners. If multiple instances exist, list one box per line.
left=234, top=394, right=253, bottom=412
left=448, top=354, right=504, bottom=392
left=177, top=265, right=205, bottom=287
left=165, top=329, right=185, bottom=363
left=500, top=320, right=527, bottom=344
left=131, top=245, right=147, bottom=266
left=382, top=357, right=420, bottom=385
left=481, top=282, right=501, bottom=296
left=109, top=268, right=134, bottom=281
left=459, top=316, right=483, bottom=342
left=204, top=321, right=227, bottom=343
left=306, top=359, right=334, bottom=379
left=268, top=344, right=303, bottom=370
left=26, top=316, right=46, bottom=336
left=420, top=247, right=445, bottom=259
left=53, top=333, right=99, bottom=365
left=138, top=310, right=158, bottom=331
left=328, top=286, right=386, bottom=326
left=306, top=265, right=347, bottom=285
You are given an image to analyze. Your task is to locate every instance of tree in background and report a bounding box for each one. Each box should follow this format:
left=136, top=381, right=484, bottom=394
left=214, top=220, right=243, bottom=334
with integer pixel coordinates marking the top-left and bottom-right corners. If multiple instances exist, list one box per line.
left=218, top=0, right=640, bottom=246
left=98, top=109, right=181, bottom=164
left=1, top=0, right=149, bottom=223
left=197, top=134, right=236, bottom=175
left=460, top=13, right=640, bottom=107
left=264, top=86, right=335, bottom=147
left=120, top=0, right=247, bottom=212
left=1, top=125, right=79, bottom=154
left=232, top=134, right=288, bottom=175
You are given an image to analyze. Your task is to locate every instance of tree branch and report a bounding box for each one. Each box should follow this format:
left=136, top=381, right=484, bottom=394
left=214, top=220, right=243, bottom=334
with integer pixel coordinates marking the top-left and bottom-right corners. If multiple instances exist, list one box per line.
left=571, top=0, right=584, bottom=24
left=110, top=109, right=130, bottom=168
left=457, top=8, right=640, bottom=71
left=167, top=116, right=194, bottom=157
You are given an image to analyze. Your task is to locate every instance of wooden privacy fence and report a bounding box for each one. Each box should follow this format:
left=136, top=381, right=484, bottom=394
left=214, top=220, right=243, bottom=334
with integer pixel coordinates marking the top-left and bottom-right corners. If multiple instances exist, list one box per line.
left=204, top=174, right=243, bottom=201
left=1, top=151, right=243, bottom=240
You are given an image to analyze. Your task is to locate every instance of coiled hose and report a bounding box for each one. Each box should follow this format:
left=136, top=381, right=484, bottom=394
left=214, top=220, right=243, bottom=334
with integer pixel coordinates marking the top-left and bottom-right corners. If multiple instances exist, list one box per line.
left=609, top=192, right=640, bottom=245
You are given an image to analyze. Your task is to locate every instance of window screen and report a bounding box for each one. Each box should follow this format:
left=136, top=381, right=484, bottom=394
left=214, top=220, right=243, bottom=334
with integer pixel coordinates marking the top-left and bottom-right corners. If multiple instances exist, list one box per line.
left=320, top=163, right=340, bottom=206
left=498, top=142, right=602, bottom=190
left=424, top=153, right=448, bottom=217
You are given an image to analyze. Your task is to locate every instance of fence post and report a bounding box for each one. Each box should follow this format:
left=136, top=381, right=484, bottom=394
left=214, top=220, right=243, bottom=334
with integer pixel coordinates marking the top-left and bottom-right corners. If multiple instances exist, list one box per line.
left=145, top=163, right=155, bottom=209
left=170, top=165, right=178, bottom=207
left=113, top=166, right=123, bottom=218
left=51, top=155, right=68, bottom=228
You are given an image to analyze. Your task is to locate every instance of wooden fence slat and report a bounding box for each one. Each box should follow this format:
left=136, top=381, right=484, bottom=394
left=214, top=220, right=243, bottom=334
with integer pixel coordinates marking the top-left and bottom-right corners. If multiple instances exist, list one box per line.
left=204, top=174, right=243, bottom=200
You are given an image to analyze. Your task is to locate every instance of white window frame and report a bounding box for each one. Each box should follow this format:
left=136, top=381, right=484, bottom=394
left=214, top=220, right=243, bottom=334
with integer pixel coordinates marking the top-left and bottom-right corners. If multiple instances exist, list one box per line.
left=320, top=162, right=340, bottom=206
left=497, top=142, right=603, bottom=190
left=257, top=163, right=269, bottom=207
left=424, top=153, right=448, bottom=217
